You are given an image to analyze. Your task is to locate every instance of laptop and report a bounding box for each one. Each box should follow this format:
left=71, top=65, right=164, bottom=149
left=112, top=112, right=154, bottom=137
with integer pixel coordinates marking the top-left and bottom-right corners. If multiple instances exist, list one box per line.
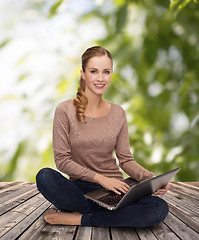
left=84, top=167, right=181, bottom=210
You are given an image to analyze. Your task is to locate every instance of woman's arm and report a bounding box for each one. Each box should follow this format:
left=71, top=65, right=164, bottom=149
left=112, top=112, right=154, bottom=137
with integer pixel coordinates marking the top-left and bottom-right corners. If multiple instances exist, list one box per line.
left=53, top=104, right=96, bottom=182
left=115, top=109, right=155, bottom=182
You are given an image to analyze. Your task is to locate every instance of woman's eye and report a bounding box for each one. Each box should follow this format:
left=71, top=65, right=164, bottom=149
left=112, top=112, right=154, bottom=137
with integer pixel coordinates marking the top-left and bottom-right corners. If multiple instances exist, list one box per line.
left=105, top=71, right=110, bottom=74
left=91, top=70, right=97, bottom=74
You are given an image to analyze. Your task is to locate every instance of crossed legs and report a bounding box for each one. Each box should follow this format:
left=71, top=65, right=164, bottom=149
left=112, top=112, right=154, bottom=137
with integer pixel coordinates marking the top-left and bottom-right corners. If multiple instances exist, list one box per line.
left=36, top=168, right=169, bottom=227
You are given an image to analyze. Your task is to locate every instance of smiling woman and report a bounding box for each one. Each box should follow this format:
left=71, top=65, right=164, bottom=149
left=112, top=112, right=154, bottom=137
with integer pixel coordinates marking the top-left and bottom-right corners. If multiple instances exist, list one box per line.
left=36, top=46, right=170, bottom=228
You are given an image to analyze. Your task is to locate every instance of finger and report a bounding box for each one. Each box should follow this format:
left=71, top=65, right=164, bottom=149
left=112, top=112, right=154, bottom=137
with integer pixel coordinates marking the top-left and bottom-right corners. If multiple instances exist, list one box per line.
left=118, top=181, right=130, bottom=188
left=112, top=185, right=126, bottom=194
left=114, top=184, right=129, bottom=194
left=122, top=182, right=131, bottom=189
left=119, top=184, right=130, bottom=192
left=119, top=183, right=130, bottom=193
left=163, top=183, right=170, bottom=190
left=165, top=184, right=170, bottom=190
left=157, top=189, right=166, bottom=192
left=113, top=181, right=131, bottom=194
left=112, top=188, right=122, bottom=195
left=156, top=190, right=167, bottom=195
left=118, top=187, right=128, bottom=194
left=154, top=191, right=164, bottom=195
left=159, top=192, right=166, bottom=195
left=160, top=187, right=169, bottom=193
left=157, top=184, right=170, bottom=193
left=121, top=184, right=130, bottom=190
left=154, top=189, right=166, bottom=195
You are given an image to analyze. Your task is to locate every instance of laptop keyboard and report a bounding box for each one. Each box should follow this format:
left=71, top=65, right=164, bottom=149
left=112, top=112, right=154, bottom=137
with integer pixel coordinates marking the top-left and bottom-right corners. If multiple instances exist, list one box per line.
left=97, top=192, right=124, bottom=205
left=97, top=181, right=137, bottom=206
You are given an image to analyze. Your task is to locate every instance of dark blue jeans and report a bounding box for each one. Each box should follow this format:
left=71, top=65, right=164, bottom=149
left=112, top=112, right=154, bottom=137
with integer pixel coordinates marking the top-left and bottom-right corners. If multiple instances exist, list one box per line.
left=36, top=168, right=169, bottom=227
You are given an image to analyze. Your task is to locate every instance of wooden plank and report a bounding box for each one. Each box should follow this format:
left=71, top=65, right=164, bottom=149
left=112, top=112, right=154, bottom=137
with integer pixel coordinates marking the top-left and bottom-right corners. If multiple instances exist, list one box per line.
left=163, top=212, right=199, bottom=240
left=135, top=227, right=157, bottom=240
left=111, top=227, right=139, bottom=240
left=0, top=182, right=31, bottom=198
left=0, top=194, right=46, bottom=236
left=92, top=227, right=110, bottom=240
left=17, top=209, right=50, bottom=240
left=0, top=194, right=49, bottom=238
left=183, top=182, right=199, bottom=187
left=0, top=187, right=39, bottom=216
left=168, top=189, right=199, bottom=208
left=18, top=205, right=77, bottom=240
left=161, top=195, right=199, bottom=233
left=150, top=222, right=180, bottom=239
left=0, top=182, right=15, bottom=187
left=162, top=194, right=199, bottom=223
left=176, top=182, right=199, bottom=189
left=26, top=223, right=77, bottom=240
left=75, top=226, right=92, bottom=240
left=1, top=200, right=51, bottom=240
left=168, top=206, right=199, bottom=234
left=0, top=182, right=22, bottom=191
left=165, top=192, right=199, bottom=213
left=171, top=182, right=199, bottom=193
left=169, top=183, right=199, bottom=200
left=0, top=183, right=36, bottom=203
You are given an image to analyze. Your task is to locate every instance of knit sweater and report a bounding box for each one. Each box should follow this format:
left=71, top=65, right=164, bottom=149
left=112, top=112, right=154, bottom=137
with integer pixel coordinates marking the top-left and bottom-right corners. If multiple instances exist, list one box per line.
left=53, top=99, right=155, bottom=182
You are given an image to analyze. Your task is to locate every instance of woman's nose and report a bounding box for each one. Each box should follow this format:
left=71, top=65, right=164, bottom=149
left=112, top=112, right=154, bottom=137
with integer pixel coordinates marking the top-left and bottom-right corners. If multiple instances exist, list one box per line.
left=98, top=72, right=104, bottom=81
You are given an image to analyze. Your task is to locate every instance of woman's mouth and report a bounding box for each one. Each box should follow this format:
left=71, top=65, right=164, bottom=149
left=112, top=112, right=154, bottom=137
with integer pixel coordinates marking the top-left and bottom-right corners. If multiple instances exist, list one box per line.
left=94, top=84, right=105, bottom=89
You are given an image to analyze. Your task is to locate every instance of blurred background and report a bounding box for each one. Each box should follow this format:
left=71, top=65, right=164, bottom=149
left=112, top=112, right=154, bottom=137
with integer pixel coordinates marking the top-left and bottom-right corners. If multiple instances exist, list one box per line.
left=0, top=0, right=198, bottom=182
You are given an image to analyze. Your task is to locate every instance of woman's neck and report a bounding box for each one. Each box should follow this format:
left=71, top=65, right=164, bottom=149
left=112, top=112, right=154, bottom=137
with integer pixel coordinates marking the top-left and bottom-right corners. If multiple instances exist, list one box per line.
left=85, top=92, right=104, bottom=111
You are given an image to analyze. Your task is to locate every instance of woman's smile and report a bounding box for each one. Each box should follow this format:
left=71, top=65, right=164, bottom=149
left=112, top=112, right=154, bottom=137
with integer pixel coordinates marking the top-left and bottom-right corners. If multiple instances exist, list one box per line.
left=94, top=83, right=105, bottom=89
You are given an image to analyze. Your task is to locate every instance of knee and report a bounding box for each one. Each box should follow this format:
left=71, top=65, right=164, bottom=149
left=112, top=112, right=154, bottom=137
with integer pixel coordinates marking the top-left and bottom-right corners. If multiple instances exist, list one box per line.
left=153, top=196, right=169, bottom=223
left=36, top=167, right=52, bottom=181
left=36, top=168, right=54, bottom=190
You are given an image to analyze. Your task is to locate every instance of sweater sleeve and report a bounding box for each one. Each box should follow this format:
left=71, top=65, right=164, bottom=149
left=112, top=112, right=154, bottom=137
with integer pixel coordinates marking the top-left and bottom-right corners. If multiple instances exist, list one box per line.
left=53, top=105, right=96, bottom=182
left=115, top=109, right=155, bottom=182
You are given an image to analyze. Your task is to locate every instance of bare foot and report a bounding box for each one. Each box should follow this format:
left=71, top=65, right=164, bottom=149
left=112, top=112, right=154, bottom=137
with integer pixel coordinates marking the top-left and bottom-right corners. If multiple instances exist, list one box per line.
left=44, top=212, right=82, bottom=225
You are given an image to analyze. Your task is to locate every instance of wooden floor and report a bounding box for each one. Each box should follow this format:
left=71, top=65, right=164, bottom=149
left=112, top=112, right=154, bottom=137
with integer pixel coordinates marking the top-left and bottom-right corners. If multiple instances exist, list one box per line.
left=0, top=182, right=198, bottom=240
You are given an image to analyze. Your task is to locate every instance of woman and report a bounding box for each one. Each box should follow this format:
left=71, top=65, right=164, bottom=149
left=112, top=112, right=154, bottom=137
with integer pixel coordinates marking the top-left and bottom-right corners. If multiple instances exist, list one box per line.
left=36, top=46, right=170, bottom=227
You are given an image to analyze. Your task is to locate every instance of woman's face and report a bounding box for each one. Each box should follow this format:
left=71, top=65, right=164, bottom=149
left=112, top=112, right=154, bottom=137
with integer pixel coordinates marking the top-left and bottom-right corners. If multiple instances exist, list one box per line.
left=81, top=55, right=113, bottom=97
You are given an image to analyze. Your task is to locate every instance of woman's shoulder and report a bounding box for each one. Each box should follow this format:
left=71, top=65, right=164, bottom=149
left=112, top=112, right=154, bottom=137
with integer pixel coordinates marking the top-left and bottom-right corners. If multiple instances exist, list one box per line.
left=56, top=99, right=74, bottom=110
left=109, top=101, right=126, bottom=116
left=55, top=99, right=76, bottom=117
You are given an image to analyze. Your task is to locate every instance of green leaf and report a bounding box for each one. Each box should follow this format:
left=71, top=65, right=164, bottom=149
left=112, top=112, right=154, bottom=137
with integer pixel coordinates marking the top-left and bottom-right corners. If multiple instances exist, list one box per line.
left=18, top=74, right=29, bottom=82
left=170, top=0, right=198, bottom=13
left=0, top=39, right=11, bottom=48
left=114, top=0, right=127, bottom=7
left=48, top=0, right=63, bottom=18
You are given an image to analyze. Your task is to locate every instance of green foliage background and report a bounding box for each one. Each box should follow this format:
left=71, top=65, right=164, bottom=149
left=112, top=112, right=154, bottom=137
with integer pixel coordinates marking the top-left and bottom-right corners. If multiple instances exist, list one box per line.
left=0, top=0, right=198, bottom=182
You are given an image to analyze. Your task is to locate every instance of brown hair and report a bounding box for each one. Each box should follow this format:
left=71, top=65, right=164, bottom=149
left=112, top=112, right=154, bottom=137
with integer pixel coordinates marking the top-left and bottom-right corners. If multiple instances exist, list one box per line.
left=73, top=46, right=112, bottom=123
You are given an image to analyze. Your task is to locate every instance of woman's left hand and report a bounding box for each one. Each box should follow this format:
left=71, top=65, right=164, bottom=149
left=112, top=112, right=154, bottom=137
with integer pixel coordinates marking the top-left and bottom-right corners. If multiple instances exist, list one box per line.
left=154, top=183, right=170, bottom=195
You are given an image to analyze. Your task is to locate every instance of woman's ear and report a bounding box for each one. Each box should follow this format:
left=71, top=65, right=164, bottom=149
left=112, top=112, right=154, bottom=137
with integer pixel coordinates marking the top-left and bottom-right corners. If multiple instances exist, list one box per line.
left=80, top=69, right=85, bottom=80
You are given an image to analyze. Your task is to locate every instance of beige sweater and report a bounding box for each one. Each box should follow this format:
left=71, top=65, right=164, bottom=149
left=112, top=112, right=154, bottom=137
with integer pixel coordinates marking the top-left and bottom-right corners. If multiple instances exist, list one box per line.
left=53, top=99, right=155, bottom=182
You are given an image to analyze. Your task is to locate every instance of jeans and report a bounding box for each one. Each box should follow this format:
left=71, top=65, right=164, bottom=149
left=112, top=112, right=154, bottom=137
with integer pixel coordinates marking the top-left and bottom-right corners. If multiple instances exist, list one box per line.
left=36, top=168, right=169, bottom=227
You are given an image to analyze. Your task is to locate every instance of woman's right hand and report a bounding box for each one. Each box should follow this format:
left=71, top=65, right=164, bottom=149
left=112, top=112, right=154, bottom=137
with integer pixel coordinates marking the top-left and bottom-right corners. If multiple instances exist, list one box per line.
left=93, top=173, right=130, bottom=195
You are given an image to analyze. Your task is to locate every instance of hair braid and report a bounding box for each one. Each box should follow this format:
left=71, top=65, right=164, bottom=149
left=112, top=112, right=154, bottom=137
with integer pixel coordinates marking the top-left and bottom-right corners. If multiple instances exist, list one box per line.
left=73, top=76, right=88, bottom=123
